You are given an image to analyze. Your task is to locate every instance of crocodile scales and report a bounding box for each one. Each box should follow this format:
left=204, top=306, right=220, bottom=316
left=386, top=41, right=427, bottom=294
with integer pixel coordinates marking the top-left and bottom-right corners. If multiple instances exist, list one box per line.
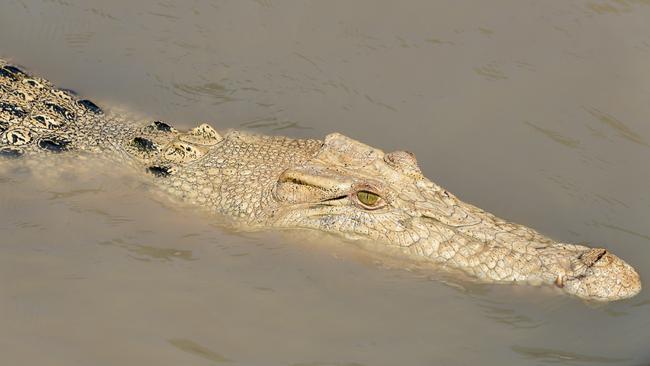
left=0, top=58, right=641, bottom=301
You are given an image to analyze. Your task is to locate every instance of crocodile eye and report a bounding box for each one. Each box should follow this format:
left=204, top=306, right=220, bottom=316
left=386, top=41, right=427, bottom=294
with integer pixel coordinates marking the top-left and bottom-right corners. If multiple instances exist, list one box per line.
left=356, top=190, right=381, bottom=207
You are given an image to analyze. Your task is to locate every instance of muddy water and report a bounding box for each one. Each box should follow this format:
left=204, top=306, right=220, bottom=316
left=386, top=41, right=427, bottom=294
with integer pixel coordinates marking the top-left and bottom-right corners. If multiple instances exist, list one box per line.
left=1, top=0, right=650, bottom=365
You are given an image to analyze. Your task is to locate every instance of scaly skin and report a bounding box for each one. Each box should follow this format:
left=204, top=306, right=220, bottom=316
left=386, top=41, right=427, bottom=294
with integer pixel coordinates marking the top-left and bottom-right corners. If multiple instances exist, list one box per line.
left=0, top=58, right=641, bottom=301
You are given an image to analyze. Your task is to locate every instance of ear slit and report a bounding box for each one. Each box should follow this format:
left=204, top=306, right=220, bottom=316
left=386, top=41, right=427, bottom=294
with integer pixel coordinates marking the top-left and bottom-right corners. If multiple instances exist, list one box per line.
left=283, top=177, right=326, bottom=190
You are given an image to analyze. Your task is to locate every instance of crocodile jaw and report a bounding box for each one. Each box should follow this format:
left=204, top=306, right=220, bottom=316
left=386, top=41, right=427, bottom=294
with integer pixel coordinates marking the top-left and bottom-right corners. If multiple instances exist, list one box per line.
left=274, top=202, right=642, bottom=301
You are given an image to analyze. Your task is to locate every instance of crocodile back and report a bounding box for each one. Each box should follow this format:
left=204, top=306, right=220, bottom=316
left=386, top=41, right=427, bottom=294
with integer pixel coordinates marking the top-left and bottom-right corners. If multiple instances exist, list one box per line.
left=0, top=58, right=114, bottom=159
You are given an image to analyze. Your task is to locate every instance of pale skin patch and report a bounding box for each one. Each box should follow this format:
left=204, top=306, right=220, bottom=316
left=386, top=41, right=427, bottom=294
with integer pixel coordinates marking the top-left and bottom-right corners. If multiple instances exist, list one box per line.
left=179, top=123, right=222, bottom=146
left=163, top=142, right=205, bottom=163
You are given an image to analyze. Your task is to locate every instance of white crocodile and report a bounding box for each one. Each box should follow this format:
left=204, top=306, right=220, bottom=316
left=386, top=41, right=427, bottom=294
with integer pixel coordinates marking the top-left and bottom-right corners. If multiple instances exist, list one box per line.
left=0, top=58, right=641, bottom=301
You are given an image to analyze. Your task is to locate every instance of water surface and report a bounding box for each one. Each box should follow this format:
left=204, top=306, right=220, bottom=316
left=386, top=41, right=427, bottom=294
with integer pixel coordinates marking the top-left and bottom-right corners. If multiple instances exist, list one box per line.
left=1, top=1, right=649, bottom=365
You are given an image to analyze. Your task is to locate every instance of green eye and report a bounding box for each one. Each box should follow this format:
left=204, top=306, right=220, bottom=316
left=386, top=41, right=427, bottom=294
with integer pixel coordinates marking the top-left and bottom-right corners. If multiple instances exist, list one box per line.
left=356, top=190, right=381, bottom=207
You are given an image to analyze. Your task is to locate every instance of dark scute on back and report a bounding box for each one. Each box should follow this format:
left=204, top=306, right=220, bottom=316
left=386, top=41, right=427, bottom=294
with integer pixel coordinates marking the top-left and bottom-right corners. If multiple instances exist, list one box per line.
left=38, top=137, right=71, bottom=153
left=147, top=165, right=172, bottom=177
left=0, top=102, right=27, bottom=118
left=78, top=99, right=103, bottom=114
left=3, top=65, right=29, bottom=77
left=153, top=120, right=173, bottom=132
left=45, top=102, right=75, bottom=121
left=133, top=137, right=158, bottom=152
left=0, top=68, right=18, bottom=81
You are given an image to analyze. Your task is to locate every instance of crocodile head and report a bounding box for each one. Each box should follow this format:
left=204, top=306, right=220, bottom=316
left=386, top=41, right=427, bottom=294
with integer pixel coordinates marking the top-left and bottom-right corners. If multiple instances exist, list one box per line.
left=271, top=133, right=641, bottom=301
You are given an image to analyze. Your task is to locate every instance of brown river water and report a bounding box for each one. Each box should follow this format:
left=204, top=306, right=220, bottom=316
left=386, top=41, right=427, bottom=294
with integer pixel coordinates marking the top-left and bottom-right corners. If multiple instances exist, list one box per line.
left=1, top=1, right=650, bottom=365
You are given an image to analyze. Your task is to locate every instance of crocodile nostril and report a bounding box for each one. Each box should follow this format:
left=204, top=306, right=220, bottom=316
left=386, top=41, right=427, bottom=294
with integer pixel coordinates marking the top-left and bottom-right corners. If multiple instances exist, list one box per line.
left=580, top=248, right=609, bottom=268
left=594, top=249, right=607, bottom=263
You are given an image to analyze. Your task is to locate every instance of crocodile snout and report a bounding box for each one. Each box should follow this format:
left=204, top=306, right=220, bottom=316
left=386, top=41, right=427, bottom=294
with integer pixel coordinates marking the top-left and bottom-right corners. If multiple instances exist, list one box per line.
left=562, top=248, right=642, bottom=301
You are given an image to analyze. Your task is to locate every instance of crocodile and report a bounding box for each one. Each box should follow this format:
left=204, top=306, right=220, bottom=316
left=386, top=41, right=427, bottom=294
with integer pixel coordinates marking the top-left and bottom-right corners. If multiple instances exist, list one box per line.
left=0, top=58, right=641, bottom=301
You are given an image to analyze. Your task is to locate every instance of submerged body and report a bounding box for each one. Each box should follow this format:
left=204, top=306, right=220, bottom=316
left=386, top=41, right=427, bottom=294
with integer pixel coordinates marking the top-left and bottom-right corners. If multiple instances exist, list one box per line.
left=0, top=58, right=641, bottom=301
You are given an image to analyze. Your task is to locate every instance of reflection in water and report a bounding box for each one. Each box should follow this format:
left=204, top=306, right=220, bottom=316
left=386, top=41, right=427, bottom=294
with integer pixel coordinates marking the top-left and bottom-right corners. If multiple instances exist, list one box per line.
left=474, top=62, right=508, bottom=81
left=168, top=338, right=231, bottom=363
left=424, top=38, right=455, bottom=46
left=478, top=27, right=495, bottom=36
left=363, top=94, right=397, bottom=112
left=588, top=2, right=628, bottom=15
left=524, top=121, right=581, bottom=149
left=64, top=31, right=96, bottom=49
left=172, top=81, right=235, bottom=104
left=477, top=300, right=544, bottom=329
left=587, top=0, right=650, bottom=15
left=290, top=363, right=366, bottom=366
left=71, top=207, right=133, bottom=226
left=591, top=222, right=650, bottom=243
left=240, top=117, right=313, bottom=131
left=603, top=307, right=629, bottom=317
left=126, top=244, right=195, bottom=262
left=148, top=11, right=182, bottom=21
left=584, top=107, right=648, bottom=147
left=511, top=345, right=630, bottom=364
left=632, top=299, right=650, bottom=307
left=46, top=188, right=104, bottom=200
left=101, top=238, right=195, bottom=262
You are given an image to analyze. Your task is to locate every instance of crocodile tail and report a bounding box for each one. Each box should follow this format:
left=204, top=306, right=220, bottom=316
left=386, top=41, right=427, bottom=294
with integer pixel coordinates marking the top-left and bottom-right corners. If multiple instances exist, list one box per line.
left=0, top=58, right=107, bottom=159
